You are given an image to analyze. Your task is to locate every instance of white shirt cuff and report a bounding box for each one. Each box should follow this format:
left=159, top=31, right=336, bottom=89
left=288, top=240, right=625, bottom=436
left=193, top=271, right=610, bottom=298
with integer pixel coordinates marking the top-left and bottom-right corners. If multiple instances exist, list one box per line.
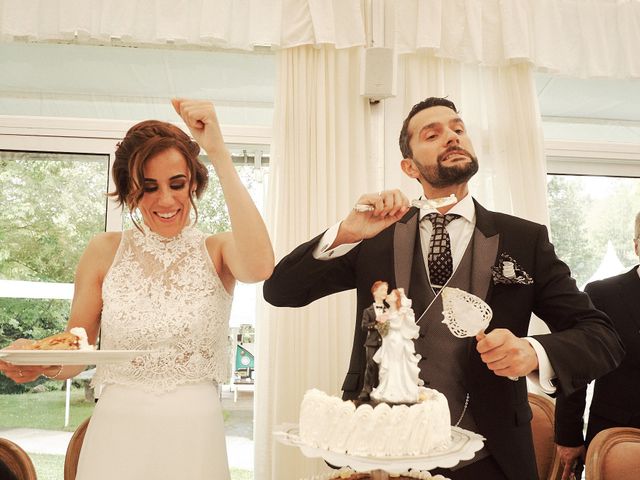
left=524, top=337, right=557, bottom=394
left=312, top=222, right=362, bottom=260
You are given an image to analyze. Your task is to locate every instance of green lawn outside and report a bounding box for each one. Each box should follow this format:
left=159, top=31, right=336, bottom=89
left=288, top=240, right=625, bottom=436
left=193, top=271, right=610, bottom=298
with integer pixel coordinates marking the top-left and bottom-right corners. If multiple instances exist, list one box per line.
left=0, top=388, right=94, bottom=431
left=30, top=454, right=64, bottom=480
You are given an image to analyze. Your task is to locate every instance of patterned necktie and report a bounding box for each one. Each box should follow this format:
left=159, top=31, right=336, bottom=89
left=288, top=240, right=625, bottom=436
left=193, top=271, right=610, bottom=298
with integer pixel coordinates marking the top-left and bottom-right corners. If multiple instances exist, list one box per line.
left=425, top=213, right=461, bottom=290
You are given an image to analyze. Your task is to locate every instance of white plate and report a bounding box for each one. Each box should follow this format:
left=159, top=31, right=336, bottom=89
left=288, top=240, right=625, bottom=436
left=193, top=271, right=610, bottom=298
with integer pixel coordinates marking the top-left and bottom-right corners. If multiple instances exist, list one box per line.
left=273, top=424, right=485, bottom=474
left=0, top=350, right=150, bottom=365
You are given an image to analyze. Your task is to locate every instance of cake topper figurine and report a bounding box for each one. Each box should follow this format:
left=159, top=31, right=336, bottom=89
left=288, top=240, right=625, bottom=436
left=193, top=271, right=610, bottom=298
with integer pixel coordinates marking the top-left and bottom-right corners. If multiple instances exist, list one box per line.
left=370, top=288, right=425, bottom=404
left=358, top=281, right=389, bottom=401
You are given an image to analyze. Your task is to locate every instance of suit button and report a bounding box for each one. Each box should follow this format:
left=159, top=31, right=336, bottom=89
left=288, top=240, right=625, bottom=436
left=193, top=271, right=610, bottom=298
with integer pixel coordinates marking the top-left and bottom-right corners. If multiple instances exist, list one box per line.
left=419, top=333, right=425, bottom=338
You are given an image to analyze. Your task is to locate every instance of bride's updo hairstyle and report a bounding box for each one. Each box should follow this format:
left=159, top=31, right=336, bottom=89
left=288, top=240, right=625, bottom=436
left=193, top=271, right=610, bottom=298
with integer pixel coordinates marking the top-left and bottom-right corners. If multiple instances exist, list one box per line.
left=110, top=120, right=209, bottom=229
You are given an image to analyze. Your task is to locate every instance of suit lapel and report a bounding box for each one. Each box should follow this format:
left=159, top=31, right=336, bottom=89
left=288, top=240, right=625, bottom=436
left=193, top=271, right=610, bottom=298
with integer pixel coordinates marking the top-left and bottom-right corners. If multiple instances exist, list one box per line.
left=470, top=228, right=500, bottom=301
left=393, top=207, right=419, bottom=292
left=471, top=200, right=500, bottom=302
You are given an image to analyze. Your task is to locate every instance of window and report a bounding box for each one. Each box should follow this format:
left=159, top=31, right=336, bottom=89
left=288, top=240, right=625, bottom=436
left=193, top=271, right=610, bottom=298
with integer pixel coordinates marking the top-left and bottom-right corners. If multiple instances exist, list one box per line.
left=545, top=123, right=640, bottom=287
left=547, top=174, right=640, bottom=288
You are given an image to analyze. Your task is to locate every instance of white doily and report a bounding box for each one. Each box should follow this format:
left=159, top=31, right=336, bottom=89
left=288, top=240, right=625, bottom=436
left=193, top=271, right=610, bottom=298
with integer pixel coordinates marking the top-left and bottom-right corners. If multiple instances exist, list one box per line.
left=440, top=288, right=492, bottom=338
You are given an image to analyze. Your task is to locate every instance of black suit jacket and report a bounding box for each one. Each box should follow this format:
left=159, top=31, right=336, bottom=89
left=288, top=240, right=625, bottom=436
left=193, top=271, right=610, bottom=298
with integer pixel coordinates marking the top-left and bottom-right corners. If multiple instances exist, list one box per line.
left=362, top=305, right=383, bottom=347
left=263, top=200, right=624, bottom=480
left=555, top=266, right=640, bottom=447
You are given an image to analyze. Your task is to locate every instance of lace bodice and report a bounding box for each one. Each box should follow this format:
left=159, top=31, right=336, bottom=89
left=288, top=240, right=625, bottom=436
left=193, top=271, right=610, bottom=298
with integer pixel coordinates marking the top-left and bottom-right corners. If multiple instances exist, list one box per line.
left=93, top=224, right=232, bottom=392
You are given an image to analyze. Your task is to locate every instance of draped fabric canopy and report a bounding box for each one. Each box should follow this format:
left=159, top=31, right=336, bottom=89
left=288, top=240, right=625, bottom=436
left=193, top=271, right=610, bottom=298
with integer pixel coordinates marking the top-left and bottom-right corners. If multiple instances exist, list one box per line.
left=0, top=0, right=366, bottom=51
left=1, top=0, right=639, bottom=78
left=393, top=0, right=640, bottom=78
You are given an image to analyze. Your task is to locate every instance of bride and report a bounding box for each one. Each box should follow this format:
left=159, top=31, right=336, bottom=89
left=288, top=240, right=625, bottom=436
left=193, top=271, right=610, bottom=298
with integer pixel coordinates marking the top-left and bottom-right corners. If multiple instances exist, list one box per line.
left=370, top=288, right=422, bottom=404
left=0, top=99, right=274, bottom=479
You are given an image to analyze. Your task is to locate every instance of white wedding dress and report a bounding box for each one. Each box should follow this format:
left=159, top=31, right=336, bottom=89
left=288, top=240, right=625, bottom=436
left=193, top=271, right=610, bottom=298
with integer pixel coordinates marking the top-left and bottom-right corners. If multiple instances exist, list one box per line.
left=76, top=224, right=232, bottom=480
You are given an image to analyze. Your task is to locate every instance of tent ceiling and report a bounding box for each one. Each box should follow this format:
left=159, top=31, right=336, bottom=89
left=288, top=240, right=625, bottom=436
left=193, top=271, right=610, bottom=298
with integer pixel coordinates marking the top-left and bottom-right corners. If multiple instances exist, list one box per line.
left=535, top=73, right=640, bottom=123
left=0, top=43, right=638, bottom=128
left=0, top=43, right=275, bottom=125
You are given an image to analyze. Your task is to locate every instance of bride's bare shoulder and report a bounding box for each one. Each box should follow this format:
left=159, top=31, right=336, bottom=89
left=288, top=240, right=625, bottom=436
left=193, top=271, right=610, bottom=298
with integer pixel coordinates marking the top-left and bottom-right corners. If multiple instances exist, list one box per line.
left=84, top=232, right=122, bottom=266
left=90, top=231, right=122, bottom=251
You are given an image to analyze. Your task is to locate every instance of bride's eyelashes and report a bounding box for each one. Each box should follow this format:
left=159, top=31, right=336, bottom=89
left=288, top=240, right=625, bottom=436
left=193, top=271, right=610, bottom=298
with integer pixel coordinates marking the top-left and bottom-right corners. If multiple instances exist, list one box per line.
left=142, top=182, right=187, bottom=193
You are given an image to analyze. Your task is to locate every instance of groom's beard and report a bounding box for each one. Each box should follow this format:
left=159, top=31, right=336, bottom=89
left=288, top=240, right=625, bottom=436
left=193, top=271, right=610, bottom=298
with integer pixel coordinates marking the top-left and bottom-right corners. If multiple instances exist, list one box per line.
left=414, top=147, right=479, bottom=189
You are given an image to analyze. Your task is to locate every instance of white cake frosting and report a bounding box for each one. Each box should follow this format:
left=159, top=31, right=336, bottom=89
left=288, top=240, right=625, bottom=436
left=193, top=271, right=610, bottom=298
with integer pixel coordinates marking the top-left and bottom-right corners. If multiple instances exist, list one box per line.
left=69, top=327, right=96, bottom=351
left=299, top=388, right=451, bottom=457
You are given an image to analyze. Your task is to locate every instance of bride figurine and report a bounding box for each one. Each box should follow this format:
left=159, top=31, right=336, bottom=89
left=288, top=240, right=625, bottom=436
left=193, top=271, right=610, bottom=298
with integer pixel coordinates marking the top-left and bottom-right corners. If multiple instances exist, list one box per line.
left=370, top=288, right=424, bottom=404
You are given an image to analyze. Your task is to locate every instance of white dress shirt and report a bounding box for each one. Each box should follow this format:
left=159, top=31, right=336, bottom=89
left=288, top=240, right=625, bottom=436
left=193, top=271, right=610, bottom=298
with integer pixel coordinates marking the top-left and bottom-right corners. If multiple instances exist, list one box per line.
left=313, top=194, right=557, bottom=393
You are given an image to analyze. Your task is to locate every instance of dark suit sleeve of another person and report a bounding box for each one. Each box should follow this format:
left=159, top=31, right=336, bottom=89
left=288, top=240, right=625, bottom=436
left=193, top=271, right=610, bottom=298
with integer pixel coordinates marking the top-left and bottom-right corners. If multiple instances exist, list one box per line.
left=502, top=221, right=624, bottom=396
left=554, top=384, right=588, bottom=446
left=263, top=232, right=359, bottom=307
left=554, top=278, right=606, bottom=447
left=556, top=270, right=640, bottom=446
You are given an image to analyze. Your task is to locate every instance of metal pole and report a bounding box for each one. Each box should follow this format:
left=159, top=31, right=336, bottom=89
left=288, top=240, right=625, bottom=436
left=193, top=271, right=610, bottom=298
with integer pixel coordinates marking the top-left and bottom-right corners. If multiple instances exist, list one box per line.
left=64, top=378, right=71, bottom=427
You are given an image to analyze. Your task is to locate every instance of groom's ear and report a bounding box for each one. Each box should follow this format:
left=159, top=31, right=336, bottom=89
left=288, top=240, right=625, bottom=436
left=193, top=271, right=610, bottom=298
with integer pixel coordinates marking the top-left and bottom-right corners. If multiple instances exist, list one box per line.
left=401, top=158, right=420, bottom=179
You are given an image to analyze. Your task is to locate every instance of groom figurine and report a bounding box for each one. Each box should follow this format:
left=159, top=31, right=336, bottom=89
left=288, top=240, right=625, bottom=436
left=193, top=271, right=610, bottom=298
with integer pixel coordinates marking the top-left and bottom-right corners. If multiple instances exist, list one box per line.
left=358, top=280, right=389, bottom=401
left=264, top=97, right=623, bottom=480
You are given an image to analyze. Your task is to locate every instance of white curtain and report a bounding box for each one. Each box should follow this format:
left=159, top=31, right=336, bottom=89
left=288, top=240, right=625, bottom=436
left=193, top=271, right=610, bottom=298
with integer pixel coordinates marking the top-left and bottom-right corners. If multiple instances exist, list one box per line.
left=254, top=45, right=375, bottom=479
left=383, top=54, right=549, bottom=225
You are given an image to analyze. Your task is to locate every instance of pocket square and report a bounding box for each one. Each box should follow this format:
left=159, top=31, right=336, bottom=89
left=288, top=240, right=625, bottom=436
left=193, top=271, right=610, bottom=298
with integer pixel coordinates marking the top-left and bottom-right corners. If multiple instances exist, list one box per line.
left=491, top=253, right=533, bottom=285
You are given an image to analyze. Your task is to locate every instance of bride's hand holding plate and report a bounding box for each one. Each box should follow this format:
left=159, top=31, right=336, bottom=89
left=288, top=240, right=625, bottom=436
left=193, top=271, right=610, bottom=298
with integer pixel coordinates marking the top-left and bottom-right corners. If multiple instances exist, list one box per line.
left=0, top=359, right=54, bottom=384
left=0, top=339, right=64, bottom=382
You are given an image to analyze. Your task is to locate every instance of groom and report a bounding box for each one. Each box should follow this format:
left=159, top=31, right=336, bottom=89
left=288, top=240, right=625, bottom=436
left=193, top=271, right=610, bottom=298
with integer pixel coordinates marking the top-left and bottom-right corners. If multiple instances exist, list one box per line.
left=263, top=97, right=623, bottom=480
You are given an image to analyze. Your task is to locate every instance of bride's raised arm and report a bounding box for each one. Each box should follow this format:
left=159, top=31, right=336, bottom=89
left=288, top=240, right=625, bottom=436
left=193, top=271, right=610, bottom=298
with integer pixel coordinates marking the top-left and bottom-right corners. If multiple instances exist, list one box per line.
left=171, top=99, right=274, bottom=284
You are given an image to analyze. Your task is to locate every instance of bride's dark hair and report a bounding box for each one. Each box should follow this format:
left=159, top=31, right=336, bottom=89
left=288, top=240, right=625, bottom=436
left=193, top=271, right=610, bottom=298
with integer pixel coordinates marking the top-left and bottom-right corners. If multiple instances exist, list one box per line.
left=109, top=120, right=209, bottom=230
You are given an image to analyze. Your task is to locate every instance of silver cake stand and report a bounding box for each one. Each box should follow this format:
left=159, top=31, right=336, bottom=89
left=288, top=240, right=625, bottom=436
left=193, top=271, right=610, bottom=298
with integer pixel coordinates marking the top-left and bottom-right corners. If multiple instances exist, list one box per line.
left=273, top=424, right=485, bottom=475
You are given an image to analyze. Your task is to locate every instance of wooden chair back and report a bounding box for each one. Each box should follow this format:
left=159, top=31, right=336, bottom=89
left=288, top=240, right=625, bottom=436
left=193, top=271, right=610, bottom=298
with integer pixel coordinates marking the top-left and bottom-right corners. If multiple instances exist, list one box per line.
left=0, top=437, right=37, bottom=480
left=528, top=392, right=562, bottom=480
left=64, top=416, right=91, bottom=480
left=585, top=426, right=640, bottom=480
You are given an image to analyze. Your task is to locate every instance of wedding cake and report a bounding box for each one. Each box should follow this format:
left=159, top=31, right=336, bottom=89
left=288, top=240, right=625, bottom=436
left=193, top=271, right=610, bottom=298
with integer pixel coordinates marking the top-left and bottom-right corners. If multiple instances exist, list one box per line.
left=298, top=288, right=452, bottom=458
left=299, top=388, right=451, bottom=457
